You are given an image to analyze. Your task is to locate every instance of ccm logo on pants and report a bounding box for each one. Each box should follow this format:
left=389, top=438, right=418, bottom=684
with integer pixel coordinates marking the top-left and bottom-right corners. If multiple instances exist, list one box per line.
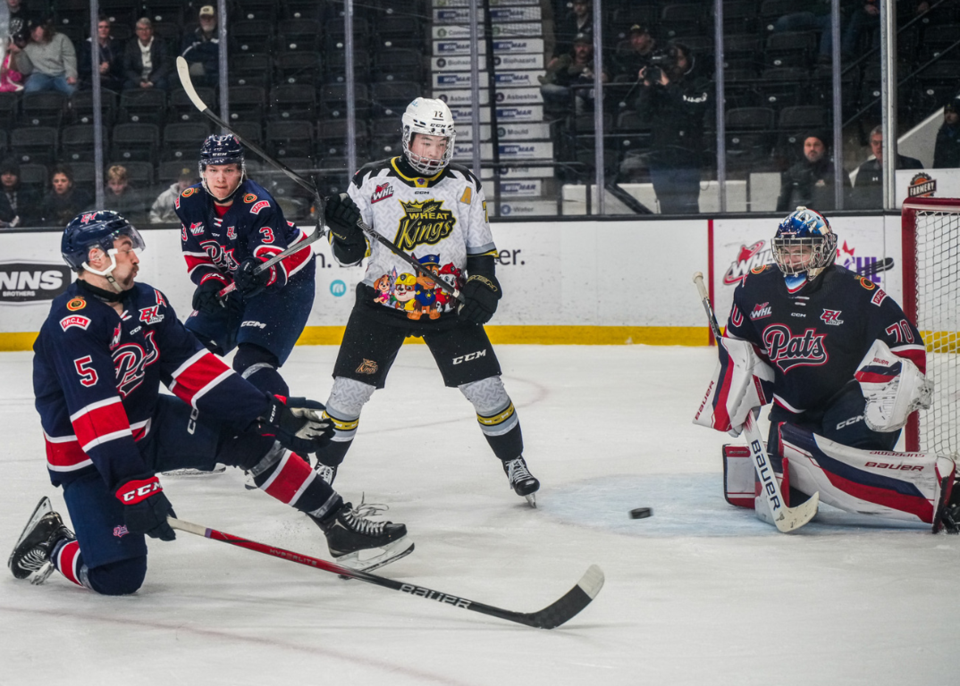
left=453, top=350, right=487, bottom=365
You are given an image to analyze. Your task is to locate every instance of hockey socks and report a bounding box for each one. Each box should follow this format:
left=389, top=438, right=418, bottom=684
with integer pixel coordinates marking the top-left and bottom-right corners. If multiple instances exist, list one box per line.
left=248, top=442, right=342, bottom=520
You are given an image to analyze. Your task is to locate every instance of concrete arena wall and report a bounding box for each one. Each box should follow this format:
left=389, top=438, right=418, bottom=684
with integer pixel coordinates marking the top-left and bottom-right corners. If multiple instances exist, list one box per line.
left=0, top=216, right=904, bottom=350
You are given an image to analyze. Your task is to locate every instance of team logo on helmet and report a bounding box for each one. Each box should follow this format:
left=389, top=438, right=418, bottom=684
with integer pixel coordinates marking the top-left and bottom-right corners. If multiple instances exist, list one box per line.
left=394, top=200, right=456, bottom=251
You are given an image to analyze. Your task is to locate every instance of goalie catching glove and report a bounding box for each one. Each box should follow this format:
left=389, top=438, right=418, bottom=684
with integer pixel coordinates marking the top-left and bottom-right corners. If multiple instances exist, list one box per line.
left=693, top=336, right=775, bottom=437
left=254, top=396, right=334, bottom=454
left=855, top=339, right=933, bottom=432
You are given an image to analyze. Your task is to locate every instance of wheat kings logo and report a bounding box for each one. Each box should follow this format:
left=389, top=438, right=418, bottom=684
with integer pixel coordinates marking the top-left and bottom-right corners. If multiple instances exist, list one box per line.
left=394, top=200, right=457, bottom=251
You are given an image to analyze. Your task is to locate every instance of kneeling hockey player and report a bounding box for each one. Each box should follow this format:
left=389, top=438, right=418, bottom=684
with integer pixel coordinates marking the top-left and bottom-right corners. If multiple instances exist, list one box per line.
left=9, top=211, right=412, bottom=593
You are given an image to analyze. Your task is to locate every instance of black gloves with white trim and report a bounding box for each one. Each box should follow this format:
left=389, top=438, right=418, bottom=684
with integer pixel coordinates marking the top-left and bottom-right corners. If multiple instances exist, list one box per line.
left=254, top=396, right=334, bottom=455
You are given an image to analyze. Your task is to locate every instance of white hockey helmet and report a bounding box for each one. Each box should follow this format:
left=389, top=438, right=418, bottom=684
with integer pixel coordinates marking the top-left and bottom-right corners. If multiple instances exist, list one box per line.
left=401, top=97, right=456, bottom=176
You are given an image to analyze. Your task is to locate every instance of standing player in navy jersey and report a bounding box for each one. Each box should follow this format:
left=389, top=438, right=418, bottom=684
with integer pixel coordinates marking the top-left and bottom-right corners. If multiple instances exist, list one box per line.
left=8, top=211, right=412, bottom=594
left=175, top=134, right=315, bottom=398
left=695, top=207, right=959, bottom=532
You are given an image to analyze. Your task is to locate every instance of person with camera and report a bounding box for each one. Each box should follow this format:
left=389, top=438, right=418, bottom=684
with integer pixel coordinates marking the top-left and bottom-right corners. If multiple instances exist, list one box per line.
left=635, top=41, right=710, bottom=214
left=776, top=132, right=850, bottom=212
left=539, top=32, right=607, bottom=116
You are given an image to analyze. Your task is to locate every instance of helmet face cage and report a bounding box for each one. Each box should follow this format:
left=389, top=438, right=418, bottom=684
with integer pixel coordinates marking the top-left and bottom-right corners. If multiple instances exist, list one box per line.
left=199, top=134, right=246, bottom=199
left=772, top=207, right=837, bottom=277
left=401, top=98, right=456, bottom=176
left=62, top=211, right=145, bottom=275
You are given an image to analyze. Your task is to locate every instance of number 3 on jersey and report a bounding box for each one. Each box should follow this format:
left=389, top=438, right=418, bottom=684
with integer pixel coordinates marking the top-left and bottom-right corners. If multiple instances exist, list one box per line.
left=73, top=355, right=99, bottom=387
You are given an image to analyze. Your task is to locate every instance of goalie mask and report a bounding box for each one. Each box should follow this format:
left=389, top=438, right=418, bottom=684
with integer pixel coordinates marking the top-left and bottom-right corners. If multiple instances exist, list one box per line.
left=772, top=207, right=837, bottom=281
left=401, top=97, right=456, bottom=176
left=199, top=134, right=246, bottom=201
left=62, top=210, right=145, bottom=289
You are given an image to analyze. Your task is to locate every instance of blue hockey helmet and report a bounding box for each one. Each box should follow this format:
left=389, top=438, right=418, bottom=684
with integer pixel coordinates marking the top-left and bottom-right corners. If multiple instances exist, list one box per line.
left=772, top=206, right=837, bottom=279
left=62, top=210, right=145, bottom=275
left=199, top=134, right=245, bottom=169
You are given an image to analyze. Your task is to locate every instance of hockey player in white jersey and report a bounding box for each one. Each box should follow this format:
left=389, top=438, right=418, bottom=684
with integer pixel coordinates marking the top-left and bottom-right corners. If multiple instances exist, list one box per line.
left=314, top=97, right=540, bottom=506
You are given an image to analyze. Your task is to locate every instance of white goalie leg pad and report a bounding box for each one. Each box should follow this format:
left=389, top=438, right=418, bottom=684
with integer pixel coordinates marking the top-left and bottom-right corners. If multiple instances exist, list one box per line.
left=693, top=337, right=774, bottom=437
left=326, top=377, right=376, bottom=442
left=722, top=445, right=756, bottom=508
left=855, top=339, right=933, bottom=432
left=459, top=376, right=519, bottom=437
left=779, top=423, right=955, bottom=525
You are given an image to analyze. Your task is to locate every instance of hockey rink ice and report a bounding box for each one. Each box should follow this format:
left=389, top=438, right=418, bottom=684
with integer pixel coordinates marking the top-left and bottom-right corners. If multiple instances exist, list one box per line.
left=1, top=344, right=957, bottom=685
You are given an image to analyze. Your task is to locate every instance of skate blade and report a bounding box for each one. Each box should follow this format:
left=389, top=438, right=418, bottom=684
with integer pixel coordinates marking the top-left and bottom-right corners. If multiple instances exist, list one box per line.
left=29, top=561, right=55, bottom=586
left=524, top=493, right=537, bottom=508
left=8, top=497, right=53, bottom=573
left=162, top=464, right=227, bottom=477
left=335, top=536, right=415, bottom=575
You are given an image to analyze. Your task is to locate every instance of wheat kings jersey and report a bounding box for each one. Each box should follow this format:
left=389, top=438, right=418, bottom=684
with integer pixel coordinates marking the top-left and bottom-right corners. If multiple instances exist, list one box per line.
left=343, top=157, right=497, bottom=321
left=33, top=281, right=272, bottom=491
left=726, top=264, right=925, bottom=423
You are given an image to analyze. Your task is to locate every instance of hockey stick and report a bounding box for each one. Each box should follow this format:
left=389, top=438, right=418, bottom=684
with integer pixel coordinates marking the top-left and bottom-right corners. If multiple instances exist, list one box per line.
left=168, top=516, right=604, bottom=629
left=175, top=57, right=465, bottom=305
left=692, top=272, right=819, bottom=533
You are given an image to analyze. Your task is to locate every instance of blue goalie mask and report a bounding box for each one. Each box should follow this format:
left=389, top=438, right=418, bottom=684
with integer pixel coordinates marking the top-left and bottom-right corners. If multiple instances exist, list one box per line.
left=62, top=210, right=145, bottom=276
left=772, top=206, right=837, bottom=280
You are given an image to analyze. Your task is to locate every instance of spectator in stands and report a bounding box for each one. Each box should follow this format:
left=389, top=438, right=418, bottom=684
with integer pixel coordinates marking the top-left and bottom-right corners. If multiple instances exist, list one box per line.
left=151, top=167, right=198, bottom=223
left=0, top=47, right=24, bottom=92
left=933, top=99, right=960, bottom=169
left=8, top=16, right=78, bottom=95
left=539, top=33, right=607, bottom=116
left=39, top=165, right=92, bottom=227
left=635, top=42, right=710, bottom=214
left=79, top=16, right=124, bottom=92
left=772, top=0, right=855, bottom=65
left=613, top=24, right=656, bottom=82
left=181, top=5, right=220, bottom=88
left=104, top=164, right=146, bottom=221
left=849, top=125, right=923, bottom=208
left=0, top=158, right=40, bottom=226
left=841, top=1, right=929, bottom=59
left=6, top=0, right=35, bottom=48
left=776, top=132, right=850, bottom=212
left=550, top=0, right=593, bottom=65
left=123, top=18, right=173, bottom=91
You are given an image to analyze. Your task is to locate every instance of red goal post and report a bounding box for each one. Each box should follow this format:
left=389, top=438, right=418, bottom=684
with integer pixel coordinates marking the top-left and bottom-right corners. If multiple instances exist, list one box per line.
left=901, top=197, right=960, bottom=454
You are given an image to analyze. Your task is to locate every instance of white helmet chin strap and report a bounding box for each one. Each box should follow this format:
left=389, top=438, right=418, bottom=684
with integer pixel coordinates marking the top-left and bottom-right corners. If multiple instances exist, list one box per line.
left=83, top=251, right=123, bottom=292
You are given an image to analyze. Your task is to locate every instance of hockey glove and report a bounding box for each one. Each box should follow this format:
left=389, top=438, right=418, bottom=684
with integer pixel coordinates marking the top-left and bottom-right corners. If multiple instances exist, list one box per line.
left=192, top=279, right=230, bottom=316
left=255, top=396, right=334, bottom=455
left=324, top=193, right=364, bottom=245
left=459, top=274, right=502, bottom=325
left=115, top=476, right=176, bottom=541
left=234, top=258, right=272, bottom=299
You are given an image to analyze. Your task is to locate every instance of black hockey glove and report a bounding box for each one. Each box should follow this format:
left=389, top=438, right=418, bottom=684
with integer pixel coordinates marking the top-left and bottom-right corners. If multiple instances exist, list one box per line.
left=192, top=279, right=229, bottom=316
left=459, top=274, right=502, bottom=325
left=255, top=396, right=334, bottom=455
left=115, top=476, right=176, bottom=541
left=324, top=193, right=364, bottom=245
left=234, top=258, right=272, bottom=299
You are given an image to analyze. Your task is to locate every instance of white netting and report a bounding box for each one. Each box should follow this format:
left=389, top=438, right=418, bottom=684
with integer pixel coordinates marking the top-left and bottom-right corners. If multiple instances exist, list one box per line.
left=913, top=208, right=960, bottom=456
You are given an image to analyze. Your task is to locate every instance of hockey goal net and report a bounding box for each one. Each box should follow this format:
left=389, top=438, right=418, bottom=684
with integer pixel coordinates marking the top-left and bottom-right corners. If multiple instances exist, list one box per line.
left=902, top=197, right=960, bottom=454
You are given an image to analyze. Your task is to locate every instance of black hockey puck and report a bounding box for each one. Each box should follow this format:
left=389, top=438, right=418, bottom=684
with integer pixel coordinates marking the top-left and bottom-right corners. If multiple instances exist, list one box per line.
left=629, top=507, right=652, bottom=520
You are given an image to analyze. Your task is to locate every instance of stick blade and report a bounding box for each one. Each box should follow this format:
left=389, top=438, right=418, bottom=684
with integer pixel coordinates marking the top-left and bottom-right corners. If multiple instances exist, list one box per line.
left=176, top=56, right=209, bottom=112
left=524, top=565, right=605, bottom=630
left=774, top=491, right=820, bottom=533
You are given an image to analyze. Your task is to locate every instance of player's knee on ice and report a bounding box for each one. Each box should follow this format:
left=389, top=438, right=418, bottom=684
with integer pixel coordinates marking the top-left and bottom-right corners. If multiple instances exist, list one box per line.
left=86, top=557, right=147, bottom=596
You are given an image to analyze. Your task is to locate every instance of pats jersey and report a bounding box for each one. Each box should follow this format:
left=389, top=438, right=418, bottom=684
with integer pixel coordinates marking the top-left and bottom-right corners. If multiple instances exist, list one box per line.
left=344, top=157, right=497, bottom=318
left=726, top=265, right=924, bottom=421
left=175, top=178, right=313, bottom=290
left=33, top=281, right=272, bottom=491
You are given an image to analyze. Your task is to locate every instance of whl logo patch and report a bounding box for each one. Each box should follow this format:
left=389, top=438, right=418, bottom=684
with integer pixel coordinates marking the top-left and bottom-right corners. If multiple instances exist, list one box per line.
left=371, top=183, right=394, bottom=203
left=394, top=200, right=457, bottom=251
left=750, top=302, right=772, bottom=320
left=762, top=325, right=828, bottom=372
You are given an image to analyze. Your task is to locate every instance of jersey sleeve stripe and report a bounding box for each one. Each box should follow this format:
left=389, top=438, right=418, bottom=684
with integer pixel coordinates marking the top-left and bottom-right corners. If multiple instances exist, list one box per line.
left=169, top=352, right=233, bottom=407
left=81, top=428, right=132, bottom=452
left=466, top=244, right=497, bottom=256
left=169, top=349, right=208, bottom=380
left=69, top=400, right=133, bottom=452
left=68, top=396, right=123, bottom=423
left=44, top=437, right=92, bottom=471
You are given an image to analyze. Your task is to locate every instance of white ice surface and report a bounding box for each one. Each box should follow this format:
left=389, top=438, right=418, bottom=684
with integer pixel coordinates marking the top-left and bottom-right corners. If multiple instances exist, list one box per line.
left=1, top=345, right=957, bottom=686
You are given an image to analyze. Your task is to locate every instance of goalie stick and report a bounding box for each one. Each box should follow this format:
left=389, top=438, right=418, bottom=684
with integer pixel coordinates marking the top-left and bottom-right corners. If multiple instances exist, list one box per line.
left=175, top=57, right=465, bottom=305
left=168, top=516, right=604, bottom=629
left=692, top=271, right=819, bottom=533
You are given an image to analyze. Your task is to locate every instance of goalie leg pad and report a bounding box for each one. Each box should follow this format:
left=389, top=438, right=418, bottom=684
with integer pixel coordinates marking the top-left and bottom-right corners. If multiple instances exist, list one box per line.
left=722, top=444, right=789, bottom=512
left=779, top=423, right=953, bottom=525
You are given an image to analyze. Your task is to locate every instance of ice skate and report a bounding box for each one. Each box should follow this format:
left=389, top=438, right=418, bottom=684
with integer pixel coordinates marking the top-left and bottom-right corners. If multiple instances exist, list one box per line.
left=315, top=463, right=338, bottom=486
left=503, top=456, right=540, bottom=507
left=8, top=497, right=75, bottom=585
left=314, top=500, right=413, bottom=572
left=162, top=463, right=227, bottom=477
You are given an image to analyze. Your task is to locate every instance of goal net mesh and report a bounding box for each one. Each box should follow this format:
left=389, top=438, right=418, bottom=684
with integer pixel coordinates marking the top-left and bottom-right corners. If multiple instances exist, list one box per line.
left=912, top=207, right=960, bottom=456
